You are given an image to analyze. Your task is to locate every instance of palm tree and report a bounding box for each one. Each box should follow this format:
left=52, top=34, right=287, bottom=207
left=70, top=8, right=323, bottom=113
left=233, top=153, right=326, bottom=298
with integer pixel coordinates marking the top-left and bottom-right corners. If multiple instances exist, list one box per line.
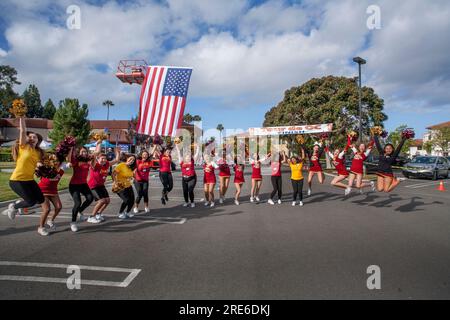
left=192, top=115, right=202, bottom=122
left=102, top=100, right=114, bottom=120
left=216, top=124, right=224, bottom=146
left=183, top=113, right=193, bottom=124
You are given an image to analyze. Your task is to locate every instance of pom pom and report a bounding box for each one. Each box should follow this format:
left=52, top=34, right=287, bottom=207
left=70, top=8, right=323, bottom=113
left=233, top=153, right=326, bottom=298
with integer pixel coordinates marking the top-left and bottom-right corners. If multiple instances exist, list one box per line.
left=35, top=153, right=59, bottom=178
left=348, top=130, right=359, bottom=142
left=90, top=130, right=108, bottom=141
left=295, top=135, right=305, bottom=145
left=55, top=136, right=76, bottom=162
left=9, top=99, right=27, bottom=118
left=401, top=128, right=415, bottom=139
left=152, top=134, right=163, bottom=145
left=174, top=137, right=182, bottom=145
left=318, top=132, right=329, bottom=141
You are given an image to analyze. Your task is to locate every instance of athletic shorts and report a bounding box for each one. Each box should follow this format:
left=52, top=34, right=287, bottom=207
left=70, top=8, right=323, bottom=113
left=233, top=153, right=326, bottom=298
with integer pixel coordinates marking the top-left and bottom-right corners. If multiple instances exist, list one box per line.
left=376, top=172, right=394, bottom=178
left=91, top=185, right=109, bottom=200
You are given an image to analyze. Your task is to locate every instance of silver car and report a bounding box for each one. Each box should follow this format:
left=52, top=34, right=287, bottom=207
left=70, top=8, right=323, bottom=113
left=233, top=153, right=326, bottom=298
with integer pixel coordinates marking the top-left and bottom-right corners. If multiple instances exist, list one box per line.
left=402, top=156, right=449, bottom=180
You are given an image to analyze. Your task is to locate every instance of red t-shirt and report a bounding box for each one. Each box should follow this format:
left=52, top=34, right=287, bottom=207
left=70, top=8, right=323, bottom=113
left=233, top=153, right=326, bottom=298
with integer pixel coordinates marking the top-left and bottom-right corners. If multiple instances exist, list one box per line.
left=203, top=163, right=216, bottom=184
left=217, top=159, right=231, bottom=177
left=181, top=159, right=196, bottom=177
left=88, top=162, right=110, bottom=189
left=271, top=162, right=281, bottom=177
left=135, top=159, right=152, bottom=181
left=251, top=161, right=262, bottom=179
left=234, top=164, right=245, bottom=183
left=309, top=153, right=322, bottom=172
left=39, top=169, right=64, bottom=195
left=350, top=152, right=368, bottom=175
left=70, top=158, right=90, bottom=185
left=159, top=155, right=172, bottom=173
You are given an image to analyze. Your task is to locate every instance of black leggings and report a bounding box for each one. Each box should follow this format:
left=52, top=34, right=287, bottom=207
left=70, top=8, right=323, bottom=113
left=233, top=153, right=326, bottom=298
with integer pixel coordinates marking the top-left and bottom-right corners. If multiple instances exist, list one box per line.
left=159, top=172, right=173, bottom=196
left=9, top=180, right=45, bottom=209
left=270, top=176, right=282, bottom=200
left=69, top=183, right=94, bottom=222
left=182, top=176, right=197, bottom=203
left=134, top=181, right=149, bottom=204
left=118, top=186, right=135, bottom=213
left=291, top=179, right=304, bottom=201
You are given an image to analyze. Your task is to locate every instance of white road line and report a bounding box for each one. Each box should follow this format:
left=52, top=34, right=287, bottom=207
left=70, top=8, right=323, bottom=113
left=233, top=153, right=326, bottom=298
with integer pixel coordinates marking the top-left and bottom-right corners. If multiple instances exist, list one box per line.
left=0, top=261, right=141, bottom=288
left=405, top=181, right=447, bottom=189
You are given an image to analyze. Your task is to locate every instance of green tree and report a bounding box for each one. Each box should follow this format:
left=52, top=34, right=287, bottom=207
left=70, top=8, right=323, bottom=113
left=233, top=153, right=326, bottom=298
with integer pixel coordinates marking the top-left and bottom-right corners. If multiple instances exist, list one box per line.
left=102, top=99, right=114, bottom=120
left=428, top=127, right=450, bottom=155
left=387, top=125, right=412, bottom=155
left=263, top=76, right=387, bottom=149
left=0, top=65, right=21, bottom=118
left=49, top=98, right=90, bottom=145
left=23, top=84, right=43, bottom=118
left=216, top=123, right=224, bottom=145
left=42, top=99, right=56, bottom=119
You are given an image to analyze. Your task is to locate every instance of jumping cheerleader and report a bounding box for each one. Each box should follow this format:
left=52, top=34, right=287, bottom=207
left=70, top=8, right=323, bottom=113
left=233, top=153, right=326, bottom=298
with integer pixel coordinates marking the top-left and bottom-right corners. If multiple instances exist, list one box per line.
left=345, top=138, right=375, bottom=195
left=249, top=153, right=269, bottom=203
left=283, top=148, right=305, bottom=206
left=113, top=154, right=136, bottom=219
left=175, top=144, right=200, bottom=207
left=233, top=156, right=245, bottom=205
left=326, top=137, right=351, bottom=190
left=217, top=150, right=233, bottom=204
left=374, top=134, right=408, bottom=192
left=156, top=146, right=174, bottom=205
left=37, top=156, right=71, bottom=236
left=268, top=152, right=286, bottom=205
left=3, top=117, right=45, bottom=220
left=87, top=143, right=120, bottom=223
left=203, top=154, right=219, bottom=207
left=133, top=149, right=152, bottom=213
left=68, top=145, right=94, bottom=232
left=304, top=142, right=325, bottom=196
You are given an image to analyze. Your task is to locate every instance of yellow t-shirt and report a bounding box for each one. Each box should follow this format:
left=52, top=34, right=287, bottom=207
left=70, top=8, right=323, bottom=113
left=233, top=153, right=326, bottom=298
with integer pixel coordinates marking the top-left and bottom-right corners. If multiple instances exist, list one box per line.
left=290, top=162, right=304, bottom=180
left=10, top=144, right=41, bottom=181
left=114, top=162, right=133, bottom=188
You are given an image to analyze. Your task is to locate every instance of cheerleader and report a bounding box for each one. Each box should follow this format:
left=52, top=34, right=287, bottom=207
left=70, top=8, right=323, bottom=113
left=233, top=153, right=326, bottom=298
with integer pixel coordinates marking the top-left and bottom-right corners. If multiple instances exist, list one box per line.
left=175, top=144, right=200, bottom=207
left=37, top=156, right=71, bottom=236
left=374, top=134, right=408, bottom=192
left=249, top=153, right=269, bottom=203
left=345, top=138, right=375, bottom=195
left=326, top=137, right=350, bottom=190
left=233, top=156, right=245, bottom=205
left=156, top=146, right=174, bottom=205
left=304, top=142, right=325, bottom=196
left=133, top=150, right=152, bottom=213
left=268, top=152, right=286, bottom=205
left=68, top=145, right=94, bottom=232
left=217, top=150, right=233, bottom=204
left=113, top=154, right=136, bottom=219
left=87, top=143, right=120, bottom=223
left=3, top=117, right=45, bottom=220
left=283, top=148, right=305, bottom=206
left=203, top=154, right=219, bottom=207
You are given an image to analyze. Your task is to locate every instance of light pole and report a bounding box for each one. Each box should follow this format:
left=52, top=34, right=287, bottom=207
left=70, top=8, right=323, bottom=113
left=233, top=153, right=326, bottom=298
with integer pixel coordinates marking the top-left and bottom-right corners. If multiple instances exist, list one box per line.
left=353, top=56, right=366, bottom=140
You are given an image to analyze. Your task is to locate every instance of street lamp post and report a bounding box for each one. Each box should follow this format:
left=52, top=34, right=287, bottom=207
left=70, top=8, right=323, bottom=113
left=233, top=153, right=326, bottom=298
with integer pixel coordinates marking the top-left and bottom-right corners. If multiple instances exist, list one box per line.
left=353, top=56, right=366, bottom=140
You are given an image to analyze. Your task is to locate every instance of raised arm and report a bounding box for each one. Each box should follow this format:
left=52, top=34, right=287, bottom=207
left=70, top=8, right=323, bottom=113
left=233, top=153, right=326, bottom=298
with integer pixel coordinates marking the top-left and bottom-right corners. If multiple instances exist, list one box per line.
left=364, top=138, right=375, bottom=156
left=18, top=117, right=27, bottom=146
left=373, top=135, right=384, bottom=154
left=175, top=144, right=182, bottom=165
left=392, top=137, right=407, bottom=159
left=109, top=147, right=121, bottom=166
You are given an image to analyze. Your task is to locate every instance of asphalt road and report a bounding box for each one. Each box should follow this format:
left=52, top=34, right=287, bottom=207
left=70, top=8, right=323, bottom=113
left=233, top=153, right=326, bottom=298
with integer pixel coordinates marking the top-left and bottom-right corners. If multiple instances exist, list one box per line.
left=1, top=168, right=449, bottom=299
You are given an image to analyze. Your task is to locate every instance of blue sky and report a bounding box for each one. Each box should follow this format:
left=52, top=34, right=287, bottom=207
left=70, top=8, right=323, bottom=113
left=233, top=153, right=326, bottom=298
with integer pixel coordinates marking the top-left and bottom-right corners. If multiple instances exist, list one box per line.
left=0, top=0, right=449, bottom=139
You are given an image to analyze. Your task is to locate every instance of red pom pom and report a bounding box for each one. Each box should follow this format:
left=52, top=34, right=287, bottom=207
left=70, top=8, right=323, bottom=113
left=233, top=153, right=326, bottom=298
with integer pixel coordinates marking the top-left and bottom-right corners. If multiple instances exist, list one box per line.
left=401, top=128, right=415, bottom=139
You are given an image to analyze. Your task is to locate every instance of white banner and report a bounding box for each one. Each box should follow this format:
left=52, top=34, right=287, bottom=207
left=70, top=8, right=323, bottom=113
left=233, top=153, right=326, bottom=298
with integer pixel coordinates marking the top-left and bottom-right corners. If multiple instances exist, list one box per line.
left=248, top=123, right=333, bottom=136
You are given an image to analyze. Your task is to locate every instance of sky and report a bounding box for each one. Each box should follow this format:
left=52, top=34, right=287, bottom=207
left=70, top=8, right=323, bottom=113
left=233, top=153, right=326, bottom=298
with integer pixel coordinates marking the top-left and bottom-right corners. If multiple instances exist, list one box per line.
left=0, top=0, right=449, bottom=139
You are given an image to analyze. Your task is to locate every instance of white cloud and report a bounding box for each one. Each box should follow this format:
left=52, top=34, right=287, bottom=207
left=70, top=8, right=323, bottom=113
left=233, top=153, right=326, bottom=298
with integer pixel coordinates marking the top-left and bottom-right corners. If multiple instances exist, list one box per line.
left=0, top=48, right=7, bottom=57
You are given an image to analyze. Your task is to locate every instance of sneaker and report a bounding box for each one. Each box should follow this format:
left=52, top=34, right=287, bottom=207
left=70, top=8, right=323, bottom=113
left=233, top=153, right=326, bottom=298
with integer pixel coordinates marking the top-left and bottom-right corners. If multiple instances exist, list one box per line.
left=2, top=203, right=17, bottom=220
left=255, top=196, right=260, bottom=202
left=126, top=212, right=134, bottom=218
left=210, top=201, right=215, bottom=207
left=87, top=216, right=100, bottom=224
left=161, top=197, right=166, bottom=205
left=268, top=199, right=275, bottom=205
left=183, top=202, right=189, bottom=207
left=359, top=189, right=364, bottom=195
left=70, top=222, right=78, bottom=232
left=277, top=199, right=282, bottom=204
left=96, top=214, right=105, bottom=222
left=118, top=213, right=127, bottom=219
left=204, top=201, right=210, bottom=207
left=299, top=201, right=304, bottom=207
left=79, top=213, right=88, bottom=222
left=190, top=202, right=195, bottom=208
left=144, top=207, right=150, bottom=213
left=133, top=207, right=139, bottom=214
left=164, top=194, right=169, bottom=201
left=307, top=189, right=311, bottom=196
left=219, top=197, right=224, bottom=204
left=46, top=221, right=56, bottom=232
left=15, top=200, right=23, bottom=215
left=397, top=177, right=406, bottom=182
left=234, top=200, right=240, bottom=206
left=292, top=201, right=296, bottom=206
left=344, top=187, right=352, bottom=196
left=370, top=181, right=376, bottom=192
left=37, top=227, right=49, bottom=236
left=250, top=197, right=254, bottom=203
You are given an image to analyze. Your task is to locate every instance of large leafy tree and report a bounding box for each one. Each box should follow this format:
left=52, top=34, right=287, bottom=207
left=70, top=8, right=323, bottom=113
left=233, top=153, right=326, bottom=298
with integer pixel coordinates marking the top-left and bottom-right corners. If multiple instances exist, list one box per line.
left=42, top=98, right=56, bottom=119
left=0, top=65, right=21, bottom=118
left=263, top=76, right=387, bottom=148
left=428, top=127, right=450, bottom=155
left=22, top=84, right=44, bottom=118
left=49, top=98, right=90, bottom=145
left=387, top=125, right=412, bottom=155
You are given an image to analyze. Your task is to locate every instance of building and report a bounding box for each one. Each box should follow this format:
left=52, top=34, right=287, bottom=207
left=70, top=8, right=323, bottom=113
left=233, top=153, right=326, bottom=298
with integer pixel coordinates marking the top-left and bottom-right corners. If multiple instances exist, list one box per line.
left=0, top=118, right=52, bottom=144
left=408, top=139, right=426, bottom=157
left=423, top=121, right=450, bottom=156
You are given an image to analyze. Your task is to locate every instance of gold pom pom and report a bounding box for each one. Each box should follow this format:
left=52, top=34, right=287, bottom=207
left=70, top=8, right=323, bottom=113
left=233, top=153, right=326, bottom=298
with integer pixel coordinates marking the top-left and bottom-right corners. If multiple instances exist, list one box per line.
left=9, top=99, right=27, bottom=118
left=370, top=126, right=383, bottom=136
left=295, top=135, right=305, bottom=145
left=90, top=130, right=108, bottom=141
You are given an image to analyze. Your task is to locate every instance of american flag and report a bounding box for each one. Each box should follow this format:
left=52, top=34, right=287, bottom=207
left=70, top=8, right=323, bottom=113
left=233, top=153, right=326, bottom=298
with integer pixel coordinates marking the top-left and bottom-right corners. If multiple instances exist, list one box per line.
left=137, top=66, right=193, bottom=137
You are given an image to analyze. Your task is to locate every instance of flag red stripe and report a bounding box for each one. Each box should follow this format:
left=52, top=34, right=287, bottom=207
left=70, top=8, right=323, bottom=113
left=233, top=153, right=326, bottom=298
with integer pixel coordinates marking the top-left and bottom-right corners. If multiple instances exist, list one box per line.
left=141, top=67, right=158, bottom=134
left=150, top=68, right=165, bottom=135
left=176, top=98, right=187, bottom=132
left=168, top=96, right=179, bottom=137
left=137, top=67, right=151, bottom=133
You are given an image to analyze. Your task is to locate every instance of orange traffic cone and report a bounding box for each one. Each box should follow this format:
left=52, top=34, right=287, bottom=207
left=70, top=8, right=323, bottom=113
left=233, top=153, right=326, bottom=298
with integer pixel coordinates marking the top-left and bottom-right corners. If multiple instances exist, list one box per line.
left=437, top=181, right=446, bottom=192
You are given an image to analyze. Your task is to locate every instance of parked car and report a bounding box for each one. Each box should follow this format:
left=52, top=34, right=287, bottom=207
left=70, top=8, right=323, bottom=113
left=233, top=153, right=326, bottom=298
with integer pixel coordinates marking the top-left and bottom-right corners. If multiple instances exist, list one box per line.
left=402, top=156, right=449, bottom=180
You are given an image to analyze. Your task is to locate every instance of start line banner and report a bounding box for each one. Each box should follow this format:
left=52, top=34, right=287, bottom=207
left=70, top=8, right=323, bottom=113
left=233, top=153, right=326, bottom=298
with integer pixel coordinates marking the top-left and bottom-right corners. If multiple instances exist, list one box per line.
left=248, top=123, right=333, bottom=136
